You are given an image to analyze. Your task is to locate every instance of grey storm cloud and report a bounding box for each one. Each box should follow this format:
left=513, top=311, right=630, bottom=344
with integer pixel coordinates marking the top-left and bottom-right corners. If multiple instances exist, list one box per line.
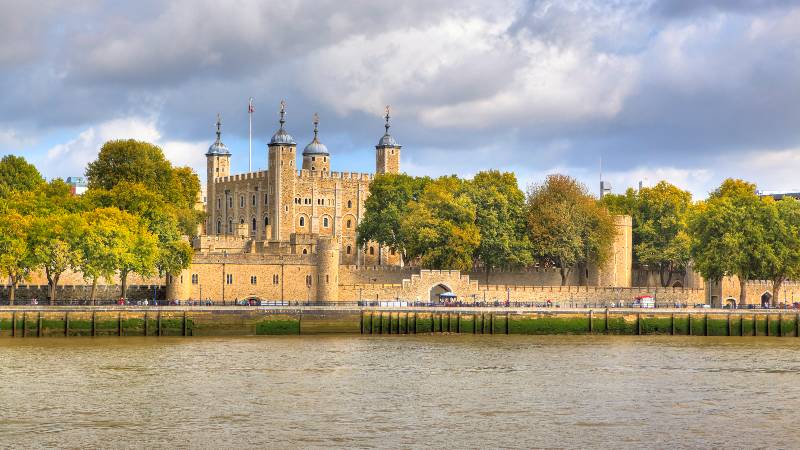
left=1, top=0, right=800, bottom=195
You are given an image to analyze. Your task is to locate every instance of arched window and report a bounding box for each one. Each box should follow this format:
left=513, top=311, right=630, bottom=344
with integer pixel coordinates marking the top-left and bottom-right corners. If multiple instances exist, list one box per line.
left=299, top=217, right=305, bottom=227
left=347, top=200, right=352, bottom=208
left=323, top=217, right=329, bottom=227
left=252, top=217, right=257, bottom=233
left=252, top=195, right=256, bottom=206
left=240, top=218, right=245, bottom=224
left=346, top=219, right=352, bottom=228
left=302, top=248, right=308, bottom=255
left=217, top=198, right=220, bottom=209
left=216, top=220, right=221, bottom=234
left=311, top=166, right=315, bottom=171
left=264, top=216, right=269, bottom=226
left=240, top=196, right=244, bottom=207
left=369, top=247, right=375, bottom=255
left=228, top=220, right=233, bottom=232
left=346, top=245, right=351, bottom=254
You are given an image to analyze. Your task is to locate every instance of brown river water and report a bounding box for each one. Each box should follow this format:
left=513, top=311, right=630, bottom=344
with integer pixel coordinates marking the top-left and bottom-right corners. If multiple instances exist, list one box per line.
left=1, top=335, right=799, bottom=449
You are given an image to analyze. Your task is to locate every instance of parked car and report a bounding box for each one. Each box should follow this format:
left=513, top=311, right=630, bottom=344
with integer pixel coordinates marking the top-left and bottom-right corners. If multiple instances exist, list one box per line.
left=694, top=303, right=711, bottom=309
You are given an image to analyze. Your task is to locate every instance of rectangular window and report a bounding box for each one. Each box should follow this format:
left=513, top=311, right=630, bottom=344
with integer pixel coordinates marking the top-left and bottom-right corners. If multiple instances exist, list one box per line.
left=273, top=274, right=279, bottom=285
left=265, top=193, right=268, bottom=205
left=250, top=275, right=257, bottom=285
left=191, top=274, right=198, bottom=284
left=226, top=274, right=233, bottom=285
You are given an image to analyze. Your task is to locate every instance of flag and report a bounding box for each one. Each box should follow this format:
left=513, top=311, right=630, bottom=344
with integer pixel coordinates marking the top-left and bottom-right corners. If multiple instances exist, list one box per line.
left=248, top=98, right=255, bottom=113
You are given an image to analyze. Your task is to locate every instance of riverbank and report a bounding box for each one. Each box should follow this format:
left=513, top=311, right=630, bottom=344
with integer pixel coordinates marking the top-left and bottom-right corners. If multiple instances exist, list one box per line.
left=1, top=306, right=799, bottom=337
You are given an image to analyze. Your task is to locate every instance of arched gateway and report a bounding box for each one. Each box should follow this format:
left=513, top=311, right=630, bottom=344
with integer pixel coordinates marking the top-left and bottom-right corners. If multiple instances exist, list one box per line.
left=430, top=284, right=451, bottom=302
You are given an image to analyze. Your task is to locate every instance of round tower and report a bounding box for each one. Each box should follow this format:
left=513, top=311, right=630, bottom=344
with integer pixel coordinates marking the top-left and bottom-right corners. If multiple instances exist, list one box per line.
left=376, top=105, right=401, bottom=174
left=206, top=114, right=231, bottom=235
left=302, top=113, right=330, bottom=173
left=316, top=236, right=340, bottom=302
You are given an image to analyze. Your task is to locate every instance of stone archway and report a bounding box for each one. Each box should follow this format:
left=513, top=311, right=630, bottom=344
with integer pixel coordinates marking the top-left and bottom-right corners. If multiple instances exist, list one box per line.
left=761, top=291, right=773, bottom=308
left=672, top=281, right=683, bottom=288
left=725, top=297, right=736, bottom=309
left=430, top=284, right=451, bottom=302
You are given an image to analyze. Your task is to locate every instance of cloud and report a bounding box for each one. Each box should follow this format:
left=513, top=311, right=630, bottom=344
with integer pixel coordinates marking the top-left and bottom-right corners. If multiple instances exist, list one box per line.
left=0, top=0, right=799, bottom=198
left=43, top=116, right=206, bottom=179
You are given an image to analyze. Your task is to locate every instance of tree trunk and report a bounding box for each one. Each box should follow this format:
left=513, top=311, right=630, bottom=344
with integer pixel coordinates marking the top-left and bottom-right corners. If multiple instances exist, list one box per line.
left=559, top=267, right=569, bottom=286
left=739, top=277, right=748, bottom=307
left=90, top=277, right=98, bottom=305
left=486, top=266, right=491, bottom=285
left=120, top=271, right=128, bottom=300
left=660, top=263, right=673, bottom=288
left=773, top=279, right=783, bottom=307
left=9, top=274, right=18, bottom=305
left=49, top=275, right=60, bottom=305
left=577, top=263, right=587, bottom=286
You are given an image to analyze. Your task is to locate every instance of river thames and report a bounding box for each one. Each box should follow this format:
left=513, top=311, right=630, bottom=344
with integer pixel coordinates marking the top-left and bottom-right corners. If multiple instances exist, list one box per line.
left=1, top=335, right=799, bottom=448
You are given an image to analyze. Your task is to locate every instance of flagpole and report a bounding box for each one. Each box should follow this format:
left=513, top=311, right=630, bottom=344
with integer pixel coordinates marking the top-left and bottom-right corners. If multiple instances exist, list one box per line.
left=248, top=97, right=253, bottom=172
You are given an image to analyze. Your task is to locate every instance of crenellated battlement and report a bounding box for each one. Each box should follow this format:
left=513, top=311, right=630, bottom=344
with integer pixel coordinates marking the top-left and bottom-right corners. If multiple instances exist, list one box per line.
left=296, top=169, right=374, bottom=181
left=215, top=170, right=269, bottom=183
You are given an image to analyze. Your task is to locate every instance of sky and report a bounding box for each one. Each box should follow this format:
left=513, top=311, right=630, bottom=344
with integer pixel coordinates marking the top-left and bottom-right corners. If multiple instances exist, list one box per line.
left=1, top=0, right=799, bottom=199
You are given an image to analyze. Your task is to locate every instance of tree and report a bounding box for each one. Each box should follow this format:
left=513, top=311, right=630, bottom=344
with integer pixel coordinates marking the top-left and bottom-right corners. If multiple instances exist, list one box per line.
left=0, top=205, right=35, bottom=304
left=526, top=174, right=615, bottom=286
left=85, top=139, right=202, bottom=235
left=116, top=221, right=159, bottom=300
left=401, top=176, right=481, bottom=271
left=689, top=179, right=769, bottom=305
left=603, top=182, right=693, bottom=287
left=465, top=170, right=533, bottom=282
left=84, top=181, right=192, bottom=278
left=761, top=198, right=800, bottom=305
left=357, top=173, right=430, bottom=264
left=29, top=213, right=81, bottom=304
left=0, top=155, right=44, bottom=197
left=74, top=208, right=143, bottom=303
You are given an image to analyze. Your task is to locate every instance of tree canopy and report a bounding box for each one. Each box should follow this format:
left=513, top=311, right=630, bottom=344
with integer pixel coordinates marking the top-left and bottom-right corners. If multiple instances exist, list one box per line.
left=526, top=174, right=615, bottom=285
left=603, top=181, right=692, bottom=287
left=0, top=155, right=44, bottom=197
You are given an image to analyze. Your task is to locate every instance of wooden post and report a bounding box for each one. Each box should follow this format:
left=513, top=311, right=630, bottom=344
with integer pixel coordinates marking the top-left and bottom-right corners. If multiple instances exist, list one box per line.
left=637, top=312, right=641, bottom=335
left=11, top=311, right=16, bottom=337
left=360, top=311, right=364, bottom=335
left=490, top=313, right=494, bottom=335
left=704, top=313, right=708, bottom=336
left=671, top=313, right=675, bottom=336
left=91, top=311, right=96, bottom=337
left=796, top=313, right=799, bottom=338
left=688, top=313, right=692, bottom=336
left=588, top=310, right=593, bottom=334
left=605, top=309, right=609, bottom=334
left=414, top=312, right=418, bottom=334
left=22, top=312, right=26, bottom=338
left=779, top=314, right=783, bottom=337
left=37, top=312, right=42, bottom=337
left=506, top=312, right=510, bottom=335
left=183, top=311, right=187, bottom=336
left=766, top=314, right=770, bottom=337
left=740, top=314, right=744, bottom=337
left=65, top=312, right=69, bottom=338
left=157, top=312, right=162, bottom=337
left=144, top=312, right=148, bottom=336
left=727, top=314, right=731, bottom=336
left=118, top=313, right=123, bottom=337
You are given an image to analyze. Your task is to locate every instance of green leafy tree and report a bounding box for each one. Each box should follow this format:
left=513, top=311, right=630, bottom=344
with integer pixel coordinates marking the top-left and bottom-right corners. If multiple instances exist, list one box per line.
left=603, top=181, right=693, bottom=287
left=689, top=179, right=770, bottom=305
left=84, top=181, right=192, bottom=278
left=401, top=176, right=481, bottom=271
left=85, top=139, right=202, bottom=235
left=74, top=208, right=143, bottom=303
left=116, top=221, right=159, bottom=300
left=0, top=155, right=44, bottom=197
left=465, top=170, right=533, bottom=282
left=0, top=205, right=35, bottom=304
left=29, top=213, right=81, bottom=304
left=526, top=174, right=615, bottom=286
left=761, top=198, right=800, bottom=305
left=357, top=173, right=430, bottom=264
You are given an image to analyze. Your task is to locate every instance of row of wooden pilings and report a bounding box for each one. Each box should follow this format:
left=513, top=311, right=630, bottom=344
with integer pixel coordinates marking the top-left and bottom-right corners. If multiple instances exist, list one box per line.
left=1, top=311, right=191, bottom=337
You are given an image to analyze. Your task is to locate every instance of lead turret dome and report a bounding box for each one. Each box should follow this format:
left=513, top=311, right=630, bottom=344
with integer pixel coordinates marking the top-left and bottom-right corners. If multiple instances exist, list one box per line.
left=269, top=100, right=296, bottom=146
left=206, top=114, right=231, bottom=156
left=303, top=113, right=329, bottom=156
